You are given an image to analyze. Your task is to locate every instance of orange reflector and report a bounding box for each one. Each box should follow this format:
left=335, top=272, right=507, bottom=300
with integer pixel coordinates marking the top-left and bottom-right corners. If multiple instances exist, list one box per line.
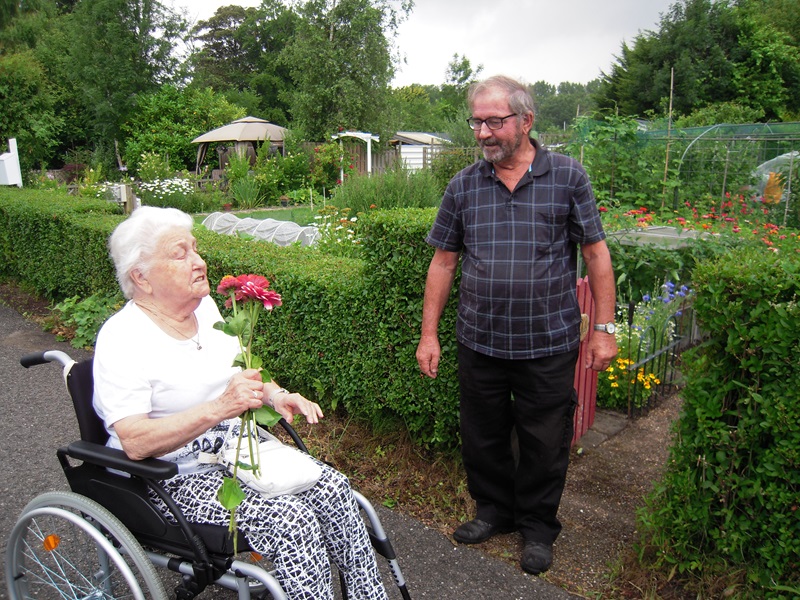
left=43, top=534, right=61, bottom=552
left=249, top=552, right=263, bottom=561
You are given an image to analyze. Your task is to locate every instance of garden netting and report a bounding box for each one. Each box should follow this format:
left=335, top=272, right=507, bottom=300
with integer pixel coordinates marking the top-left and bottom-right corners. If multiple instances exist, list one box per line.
left=202, top=212, right=320, bottom=247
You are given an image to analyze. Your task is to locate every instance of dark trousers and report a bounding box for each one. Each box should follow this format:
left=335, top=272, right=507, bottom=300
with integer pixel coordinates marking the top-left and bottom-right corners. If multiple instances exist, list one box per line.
left=457, top=343, right=578, bottom=545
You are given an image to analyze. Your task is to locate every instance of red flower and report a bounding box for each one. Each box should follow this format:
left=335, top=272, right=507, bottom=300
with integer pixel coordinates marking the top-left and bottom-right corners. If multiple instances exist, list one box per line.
left=217, top=274, right=281, bottom=309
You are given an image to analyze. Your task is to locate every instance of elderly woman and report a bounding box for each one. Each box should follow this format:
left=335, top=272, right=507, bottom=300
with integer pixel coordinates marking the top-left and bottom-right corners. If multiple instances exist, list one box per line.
left=93, top=206, right=388, bottom=600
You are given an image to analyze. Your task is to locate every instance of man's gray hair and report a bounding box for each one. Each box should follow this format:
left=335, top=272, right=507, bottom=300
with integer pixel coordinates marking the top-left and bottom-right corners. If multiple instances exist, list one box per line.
left=108, top=206, right=194, bottom=299
left=467, top=75, right=535, bottom=118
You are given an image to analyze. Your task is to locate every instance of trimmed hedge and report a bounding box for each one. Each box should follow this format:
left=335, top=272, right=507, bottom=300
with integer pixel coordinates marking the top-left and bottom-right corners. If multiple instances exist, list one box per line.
left=0, top=189, right=461, bottom=448
left=638, top=246, right=800, bottom=596
left=0, top=189, right=122, bottom=298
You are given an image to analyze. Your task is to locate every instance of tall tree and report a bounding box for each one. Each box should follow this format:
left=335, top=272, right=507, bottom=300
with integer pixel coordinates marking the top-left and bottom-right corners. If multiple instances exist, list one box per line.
left=281, top=0, right=411, bottom=140
left=595, top=0, right=800, bottom=121
left=187, top=1, right=299, bottom=123
left=533, top=81, right=598, bottom=132
left=189, top=5, right=258, bottom=92
left=66, top=0, right=186, bottom=161
left=0, top=50, right=63, bottom=170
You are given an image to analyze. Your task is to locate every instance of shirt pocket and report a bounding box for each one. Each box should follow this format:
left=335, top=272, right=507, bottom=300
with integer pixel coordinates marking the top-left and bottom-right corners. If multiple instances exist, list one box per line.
left=533, top=210, right=569, bottom=248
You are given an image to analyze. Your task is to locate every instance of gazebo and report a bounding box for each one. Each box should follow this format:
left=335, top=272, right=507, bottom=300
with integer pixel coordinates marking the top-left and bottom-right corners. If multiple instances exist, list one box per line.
left=191, top=116, right=288, bottom=175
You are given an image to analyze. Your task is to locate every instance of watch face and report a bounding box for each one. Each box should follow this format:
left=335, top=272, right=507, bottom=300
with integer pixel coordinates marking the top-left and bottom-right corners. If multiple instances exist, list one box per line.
left=606, top=322, right=616, bottom=334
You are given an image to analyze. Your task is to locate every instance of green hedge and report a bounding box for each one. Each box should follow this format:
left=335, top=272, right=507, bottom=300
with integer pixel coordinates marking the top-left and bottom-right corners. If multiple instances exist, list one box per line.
left=0, top=189, right=462, bottom=448
left=0, top=189, right=122, bottom=298
left=638, top=247, right=800, bottom=597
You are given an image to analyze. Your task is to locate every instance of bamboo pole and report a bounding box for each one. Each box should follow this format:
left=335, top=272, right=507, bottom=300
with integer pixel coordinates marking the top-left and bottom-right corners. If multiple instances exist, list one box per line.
left=661, top=68, right=674, bottom=211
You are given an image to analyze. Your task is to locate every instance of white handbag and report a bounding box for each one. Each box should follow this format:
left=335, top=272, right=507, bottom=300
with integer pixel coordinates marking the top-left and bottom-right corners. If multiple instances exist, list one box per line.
left=200, top=422, right=322, bottom=499
left=225, top=431, right=322, bottom=498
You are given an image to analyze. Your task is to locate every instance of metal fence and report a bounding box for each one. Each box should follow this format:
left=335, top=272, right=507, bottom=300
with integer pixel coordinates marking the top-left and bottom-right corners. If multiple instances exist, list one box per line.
left=620, top=300, right=699, bottom=417
left=641, top=122, right=800, bottom=218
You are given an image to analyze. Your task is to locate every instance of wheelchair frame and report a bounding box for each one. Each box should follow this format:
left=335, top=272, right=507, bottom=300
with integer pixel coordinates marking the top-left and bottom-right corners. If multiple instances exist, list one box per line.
left=6, top=350, right=411, bottom=600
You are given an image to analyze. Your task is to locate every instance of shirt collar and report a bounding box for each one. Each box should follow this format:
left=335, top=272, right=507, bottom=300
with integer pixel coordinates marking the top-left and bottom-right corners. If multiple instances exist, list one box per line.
left=478, top=137, right=551, bottom=179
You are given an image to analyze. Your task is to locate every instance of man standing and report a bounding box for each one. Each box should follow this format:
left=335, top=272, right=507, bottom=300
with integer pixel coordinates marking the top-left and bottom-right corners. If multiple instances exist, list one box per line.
left=416, top=75, right=617, bottom=575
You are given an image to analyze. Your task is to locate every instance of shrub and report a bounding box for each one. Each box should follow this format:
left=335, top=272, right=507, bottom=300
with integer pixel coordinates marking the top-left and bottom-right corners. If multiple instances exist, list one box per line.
left=53, top=292, right=124, bottom=349
left=636, top=246, right=800, bottom=597
left=428, top=147, right=479, bottom=194
left=137, top=152, right=174, bottom=182
left=230, top=177, right=263, bottom=210
left=329, top=166, right=442, bottom=213
left=310, top=143, right=355, bottom=192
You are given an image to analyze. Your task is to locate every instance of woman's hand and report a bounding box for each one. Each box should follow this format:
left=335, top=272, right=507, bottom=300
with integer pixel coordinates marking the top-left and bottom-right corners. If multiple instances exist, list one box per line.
left=269, top=390, right=324, bottom=425
left=216, top=369, right=267, bottom=419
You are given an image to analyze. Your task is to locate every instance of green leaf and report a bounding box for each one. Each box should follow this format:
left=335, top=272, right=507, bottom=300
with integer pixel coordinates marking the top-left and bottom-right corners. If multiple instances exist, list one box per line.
left=217, top=312, right=251, bottom=338
left=217, top=476, right=245, bottom=511
left=231, top=353, right=247, bottom=369
left=253, top=405, right=283, bottom=427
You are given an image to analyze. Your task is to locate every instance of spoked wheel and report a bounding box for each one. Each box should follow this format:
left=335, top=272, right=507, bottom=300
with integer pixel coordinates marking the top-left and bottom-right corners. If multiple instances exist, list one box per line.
left=5, top=491, right=167, bottom=600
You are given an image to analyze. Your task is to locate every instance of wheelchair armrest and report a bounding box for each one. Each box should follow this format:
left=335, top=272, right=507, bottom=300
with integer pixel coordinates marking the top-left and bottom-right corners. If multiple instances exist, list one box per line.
left=64, top=440, right=179, bottom=479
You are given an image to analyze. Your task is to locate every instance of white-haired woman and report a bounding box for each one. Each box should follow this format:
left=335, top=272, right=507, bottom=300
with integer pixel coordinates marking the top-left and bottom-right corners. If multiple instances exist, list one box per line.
left=93, top=206, right=388, bottom=600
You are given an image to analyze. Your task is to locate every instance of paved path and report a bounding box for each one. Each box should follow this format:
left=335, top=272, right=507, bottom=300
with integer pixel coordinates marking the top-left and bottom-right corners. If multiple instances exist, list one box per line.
left=0, top=302, right=580, bottom=599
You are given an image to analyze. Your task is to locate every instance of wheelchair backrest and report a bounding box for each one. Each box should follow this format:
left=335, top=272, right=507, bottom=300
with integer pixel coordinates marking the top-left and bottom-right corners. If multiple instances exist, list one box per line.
left=66, top=358, right=109, bottom=445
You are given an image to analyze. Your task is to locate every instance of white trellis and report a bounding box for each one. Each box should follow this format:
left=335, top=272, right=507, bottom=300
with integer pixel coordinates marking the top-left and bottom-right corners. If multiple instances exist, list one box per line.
left=331, top=131, right=379, bottom=177
left=202, top=213, right=320, bottom=247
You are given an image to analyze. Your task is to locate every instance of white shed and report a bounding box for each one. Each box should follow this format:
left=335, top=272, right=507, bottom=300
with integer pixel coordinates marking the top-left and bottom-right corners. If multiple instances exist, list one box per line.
left=390, top=132, right=450, bottom=172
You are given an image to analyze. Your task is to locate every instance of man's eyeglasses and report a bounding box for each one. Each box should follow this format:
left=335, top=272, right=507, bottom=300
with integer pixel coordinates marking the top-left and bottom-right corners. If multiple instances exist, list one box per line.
left=466, top=113, right=518, bottom=131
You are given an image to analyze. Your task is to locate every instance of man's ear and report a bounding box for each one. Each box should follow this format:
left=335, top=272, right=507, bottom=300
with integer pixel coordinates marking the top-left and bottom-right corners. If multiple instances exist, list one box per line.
left=523, top=111, right=535, bottom=135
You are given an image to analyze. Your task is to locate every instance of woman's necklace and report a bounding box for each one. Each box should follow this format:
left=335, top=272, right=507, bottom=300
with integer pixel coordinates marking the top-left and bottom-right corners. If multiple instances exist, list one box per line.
left=136, top=302, right=202, bottom=350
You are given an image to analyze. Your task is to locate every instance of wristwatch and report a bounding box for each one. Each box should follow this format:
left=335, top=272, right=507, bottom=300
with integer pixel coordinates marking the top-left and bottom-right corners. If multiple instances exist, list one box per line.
left=593, top=322, right=617, bottom=334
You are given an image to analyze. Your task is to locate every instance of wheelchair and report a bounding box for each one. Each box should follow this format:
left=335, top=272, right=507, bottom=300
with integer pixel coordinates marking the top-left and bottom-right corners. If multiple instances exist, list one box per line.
left=6, top=350, right=412, bottom=600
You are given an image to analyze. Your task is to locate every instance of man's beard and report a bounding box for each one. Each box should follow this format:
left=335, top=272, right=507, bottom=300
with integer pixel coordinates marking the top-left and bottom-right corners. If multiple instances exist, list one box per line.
left=479, top=127, right=525, bottom=164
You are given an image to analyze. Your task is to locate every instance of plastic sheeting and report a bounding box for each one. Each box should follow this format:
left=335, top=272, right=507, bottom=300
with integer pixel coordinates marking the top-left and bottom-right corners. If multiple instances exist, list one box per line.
left=753, top=151, right=799, bottom=202
left=202, top=212, right=320, bottom=247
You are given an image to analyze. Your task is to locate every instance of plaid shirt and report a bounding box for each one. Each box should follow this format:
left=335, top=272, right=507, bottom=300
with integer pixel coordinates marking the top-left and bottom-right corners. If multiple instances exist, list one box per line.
left=426, top=138, right=606, bottom=360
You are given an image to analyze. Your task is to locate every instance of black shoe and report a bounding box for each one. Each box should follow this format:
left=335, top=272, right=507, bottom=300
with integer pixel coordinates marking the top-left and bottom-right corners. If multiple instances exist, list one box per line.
left=452, top=519, right=513, bottom=544
left=521, top=541, right=553, bottom=575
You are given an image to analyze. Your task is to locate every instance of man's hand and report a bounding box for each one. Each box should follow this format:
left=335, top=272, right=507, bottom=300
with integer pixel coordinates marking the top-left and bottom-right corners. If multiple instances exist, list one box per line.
left=585, top=332, right=618, bottom=371
left=416, top=334, right=442, bottom=379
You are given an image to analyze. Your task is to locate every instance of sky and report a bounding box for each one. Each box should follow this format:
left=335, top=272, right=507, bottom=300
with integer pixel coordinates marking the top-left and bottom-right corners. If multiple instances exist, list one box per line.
left=171, top=0, right=676, bottom=88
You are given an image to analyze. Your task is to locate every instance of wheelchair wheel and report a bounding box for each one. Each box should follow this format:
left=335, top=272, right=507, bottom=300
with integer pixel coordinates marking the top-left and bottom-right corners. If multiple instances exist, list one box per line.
left=5, top=491, right=168, bottom=600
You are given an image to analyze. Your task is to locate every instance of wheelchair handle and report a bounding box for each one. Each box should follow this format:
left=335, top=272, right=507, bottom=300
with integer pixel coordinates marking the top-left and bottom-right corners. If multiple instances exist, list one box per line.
left=20, top=350, right=75, bottom=369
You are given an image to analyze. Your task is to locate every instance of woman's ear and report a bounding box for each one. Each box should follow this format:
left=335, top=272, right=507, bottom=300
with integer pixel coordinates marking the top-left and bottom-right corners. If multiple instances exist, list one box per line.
left=130, top=268, right=152, bottom=295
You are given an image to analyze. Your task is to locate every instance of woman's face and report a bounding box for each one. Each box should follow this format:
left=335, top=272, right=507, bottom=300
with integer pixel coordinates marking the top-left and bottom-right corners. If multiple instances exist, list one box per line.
left=139, top=227, right=209, bottom=310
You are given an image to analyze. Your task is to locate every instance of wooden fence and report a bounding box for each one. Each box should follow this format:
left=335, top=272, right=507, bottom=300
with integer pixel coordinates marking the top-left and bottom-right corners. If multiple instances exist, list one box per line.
left=573, top=276, right=598, bottom=445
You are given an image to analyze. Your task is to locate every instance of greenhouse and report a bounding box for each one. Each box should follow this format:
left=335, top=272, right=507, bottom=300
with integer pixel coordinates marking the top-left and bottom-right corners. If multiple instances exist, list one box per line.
left=202, top=212, right=320, bottom=247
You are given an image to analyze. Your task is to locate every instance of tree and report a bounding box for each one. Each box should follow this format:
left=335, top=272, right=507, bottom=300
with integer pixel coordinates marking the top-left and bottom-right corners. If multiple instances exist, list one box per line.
left=434, top=54, right=481, bottom=124
left=533, top=80, right=598, bottom=132
left=65, top=0, right=187, bottom=166
left=281, top=0, right=411, bottom=141
left=386, top=85, right=440, bottom=132
left=189, top=5, right=259, bottom=92
left=594, top=0, right=800, bottom=121
left=0, top=50, right=63, bottom=171
left=187, top=1, right=301, bottom=125
left=121, top=85, right=245, bottom=174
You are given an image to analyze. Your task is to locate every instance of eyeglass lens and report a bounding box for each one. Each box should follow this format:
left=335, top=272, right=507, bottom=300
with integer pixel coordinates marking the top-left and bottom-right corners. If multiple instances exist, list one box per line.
left=466, top=114, right=517, bottom=131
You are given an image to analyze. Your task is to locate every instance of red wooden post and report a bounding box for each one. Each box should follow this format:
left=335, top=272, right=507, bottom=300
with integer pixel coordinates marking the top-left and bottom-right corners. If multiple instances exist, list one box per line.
left=572, top=276, right=598, bottom=445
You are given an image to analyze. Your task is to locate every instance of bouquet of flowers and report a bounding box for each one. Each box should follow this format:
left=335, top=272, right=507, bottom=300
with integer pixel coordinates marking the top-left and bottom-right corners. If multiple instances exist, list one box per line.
left=214, top=274, right=284, bottom=539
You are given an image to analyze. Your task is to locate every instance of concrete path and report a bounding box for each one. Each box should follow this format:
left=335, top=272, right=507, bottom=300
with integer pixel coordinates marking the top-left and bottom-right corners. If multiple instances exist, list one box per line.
left=0, top=301, right=583, bottom=599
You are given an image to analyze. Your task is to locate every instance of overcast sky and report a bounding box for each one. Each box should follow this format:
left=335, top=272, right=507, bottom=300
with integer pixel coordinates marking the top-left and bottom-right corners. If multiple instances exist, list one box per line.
left=172, top=0, right=676, bottom=87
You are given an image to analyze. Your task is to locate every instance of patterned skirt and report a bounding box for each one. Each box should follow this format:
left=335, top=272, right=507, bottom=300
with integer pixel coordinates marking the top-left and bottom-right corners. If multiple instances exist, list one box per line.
left=152, top=458, right=388, bottom=600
